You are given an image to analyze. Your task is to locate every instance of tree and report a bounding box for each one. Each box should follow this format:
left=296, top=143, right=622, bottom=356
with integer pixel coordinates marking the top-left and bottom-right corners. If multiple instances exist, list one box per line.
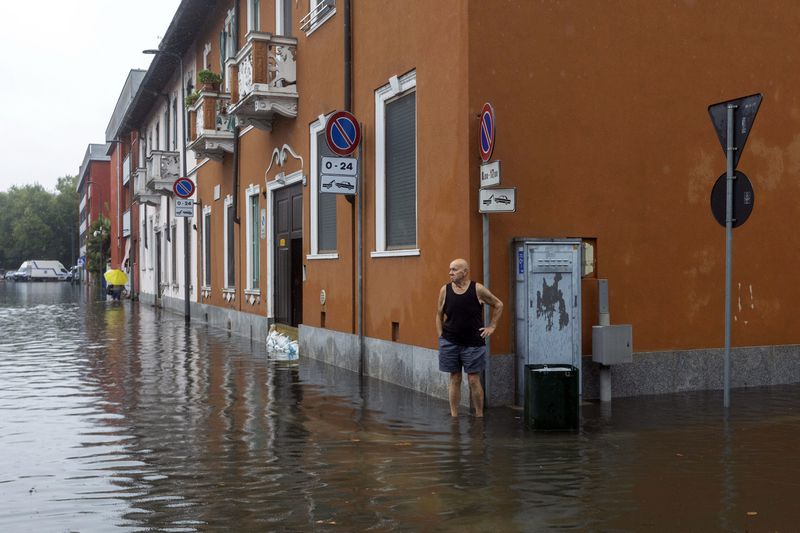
left=85, top=215, right=110, bottom=277
left=0, top=177, right=78, bottom=270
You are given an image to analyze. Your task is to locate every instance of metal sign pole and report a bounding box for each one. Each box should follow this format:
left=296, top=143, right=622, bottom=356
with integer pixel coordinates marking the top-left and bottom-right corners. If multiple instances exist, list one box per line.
left=724, top=104, right=736, bottom=408
left=483, top=212, right=491, bottom=406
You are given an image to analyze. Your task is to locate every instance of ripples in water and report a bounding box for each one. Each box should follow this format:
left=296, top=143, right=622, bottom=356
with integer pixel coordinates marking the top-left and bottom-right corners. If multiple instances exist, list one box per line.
left=1, top=282, right=800, bottom=531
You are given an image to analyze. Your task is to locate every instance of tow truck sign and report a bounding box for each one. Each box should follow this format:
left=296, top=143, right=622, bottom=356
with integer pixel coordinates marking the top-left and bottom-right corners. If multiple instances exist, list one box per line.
left=478, top=187, right=516, bottom=213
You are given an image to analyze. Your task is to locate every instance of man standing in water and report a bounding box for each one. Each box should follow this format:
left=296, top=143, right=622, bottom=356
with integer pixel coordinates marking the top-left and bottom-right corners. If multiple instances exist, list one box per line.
left=436, top=258, right=503, bottom=417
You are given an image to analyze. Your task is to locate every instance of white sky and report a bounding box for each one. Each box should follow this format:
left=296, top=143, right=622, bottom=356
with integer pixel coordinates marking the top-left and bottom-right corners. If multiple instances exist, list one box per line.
left=0, top=1, right=181, bottom=192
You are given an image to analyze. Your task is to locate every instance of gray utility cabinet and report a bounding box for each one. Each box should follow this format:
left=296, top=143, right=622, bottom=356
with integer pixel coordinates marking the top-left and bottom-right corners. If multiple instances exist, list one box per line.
left=513, top=239, right=582, bottom=404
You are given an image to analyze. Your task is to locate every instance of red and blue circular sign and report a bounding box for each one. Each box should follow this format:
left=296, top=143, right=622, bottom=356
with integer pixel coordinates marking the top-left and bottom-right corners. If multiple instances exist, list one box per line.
left=173, top=177, right=196, bottom=199
left=479, top=102, right=496, bottom=162
left=325, top=110, right=361, bottom=156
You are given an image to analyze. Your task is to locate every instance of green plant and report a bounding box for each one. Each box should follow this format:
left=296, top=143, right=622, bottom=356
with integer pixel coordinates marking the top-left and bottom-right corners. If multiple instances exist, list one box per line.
left=185, top=91, right=200, bottom=108
left=198, top=69, right=222, bottom=85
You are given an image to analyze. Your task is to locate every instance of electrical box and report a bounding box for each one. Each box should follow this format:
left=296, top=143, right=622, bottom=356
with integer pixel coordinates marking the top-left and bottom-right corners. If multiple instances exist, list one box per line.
left=592, top=325, right=633, bottom=365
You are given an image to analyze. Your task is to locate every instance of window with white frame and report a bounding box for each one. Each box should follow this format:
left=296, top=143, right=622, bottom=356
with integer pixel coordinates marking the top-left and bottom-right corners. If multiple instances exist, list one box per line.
left=221, top=9, right=236, bottom=75
left=172, top=97, right=178, bottom=150
left=224, top=195, right=235, bottom=288
left=308, top=116, right=337, bottom=258
left=246, top=186, right=261, bottom=289
left=276, top=0, right=292, bottom=36
left=300, top=0, right=335, bottom=34
left=203, top=206, right=212, bottom=287
left=373, top=71, right=417, bottom=256
left=248, top=0, right=260, bottom=32
left=155, top=121, right=160, bottom=151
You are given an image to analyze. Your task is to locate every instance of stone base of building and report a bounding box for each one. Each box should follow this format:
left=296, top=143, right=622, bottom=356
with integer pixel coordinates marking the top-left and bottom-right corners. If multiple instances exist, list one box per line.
left=582, top=344, right=800, bottom=399
left=139, top=292, right=270, bottom=344
left=299, top=325, right=515, bottom=407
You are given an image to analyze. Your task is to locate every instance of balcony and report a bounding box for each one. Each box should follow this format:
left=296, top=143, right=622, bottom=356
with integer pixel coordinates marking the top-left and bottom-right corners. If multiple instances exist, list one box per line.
left=145, top=150, right=180, bottom=193
left=133, top=167, right=161, bottom=206
left=228, top=32, right=298, bottom=131
left=187, top=92, right=235, bottom=161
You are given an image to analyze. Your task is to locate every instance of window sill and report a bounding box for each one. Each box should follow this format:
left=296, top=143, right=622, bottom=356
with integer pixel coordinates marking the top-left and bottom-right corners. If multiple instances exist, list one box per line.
left=306, top=253, right=339, bottom=260
left=201, top=285, right=212, bottom=292
left=370, top=249, right=420, bottom=258
left=245, top=289, right=261, bottom=296
left=223, top=288, right=236, bottom=293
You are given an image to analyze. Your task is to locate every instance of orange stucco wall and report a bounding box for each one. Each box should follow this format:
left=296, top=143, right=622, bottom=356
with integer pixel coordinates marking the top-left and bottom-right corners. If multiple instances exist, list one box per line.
left=467, top=0, right=800, bottom=352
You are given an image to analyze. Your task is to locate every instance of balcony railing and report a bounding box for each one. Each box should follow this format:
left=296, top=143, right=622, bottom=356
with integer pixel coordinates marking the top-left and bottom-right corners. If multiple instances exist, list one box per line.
left=187, top=92, right=235, bottom=161
left=122, top=155, right=131, bottom=186
left=145, top=150, right=180, bottom=193
left=122, top=210, right=131, bottom=237
left=228, top=32, right=298, bottom=131
left=133, top=167, right=160, bottom=206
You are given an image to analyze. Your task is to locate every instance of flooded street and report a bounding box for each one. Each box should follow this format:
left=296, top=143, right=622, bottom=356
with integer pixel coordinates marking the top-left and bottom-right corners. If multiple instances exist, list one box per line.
left=1, top=282, right=799, bottom=531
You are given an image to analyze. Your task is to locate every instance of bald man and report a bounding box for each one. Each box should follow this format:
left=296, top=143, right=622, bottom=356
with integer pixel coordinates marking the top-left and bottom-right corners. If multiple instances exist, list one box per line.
left=436, top=258, right=503, bottom=417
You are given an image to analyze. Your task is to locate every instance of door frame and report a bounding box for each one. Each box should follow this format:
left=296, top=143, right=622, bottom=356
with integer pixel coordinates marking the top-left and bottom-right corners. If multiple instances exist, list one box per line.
left=265, top=171, right=304, bottom=321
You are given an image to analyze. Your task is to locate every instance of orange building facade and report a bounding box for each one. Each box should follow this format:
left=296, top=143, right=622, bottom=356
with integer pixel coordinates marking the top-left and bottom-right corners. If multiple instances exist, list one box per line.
left=97, top=0, right=800, bottom=405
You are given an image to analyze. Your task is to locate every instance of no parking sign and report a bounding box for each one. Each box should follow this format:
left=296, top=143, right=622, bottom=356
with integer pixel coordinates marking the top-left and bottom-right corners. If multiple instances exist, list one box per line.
left=325, top=111, right=361, bottom=156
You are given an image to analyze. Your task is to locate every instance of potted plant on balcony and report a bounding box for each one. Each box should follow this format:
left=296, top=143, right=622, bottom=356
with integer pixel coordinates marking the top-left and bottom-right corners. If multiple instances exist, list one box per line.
left=198, top=69, right=222, bottom=92
left=185, top=91, right=200, bottom=108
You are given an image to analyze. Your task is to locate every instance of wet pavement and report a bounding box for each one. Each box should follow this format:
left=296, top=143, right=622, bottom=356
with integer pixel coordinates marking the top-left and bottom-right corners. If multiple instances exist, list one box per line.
left=1, top=281, right=799, bottom=531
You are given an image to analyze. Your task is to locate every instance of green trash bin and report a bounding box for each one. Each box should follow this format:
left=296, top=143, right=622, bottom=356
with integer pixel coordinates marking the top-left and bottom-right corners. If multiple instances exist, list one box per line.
left=524, top=364, right=579, bottom=431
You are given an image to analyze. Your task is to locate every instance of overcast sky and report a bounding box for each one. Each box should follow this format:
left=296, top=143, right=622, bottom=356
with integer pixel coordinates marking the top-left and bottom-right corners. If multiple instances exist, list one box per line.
left=0, top=1, right=180, bottom=192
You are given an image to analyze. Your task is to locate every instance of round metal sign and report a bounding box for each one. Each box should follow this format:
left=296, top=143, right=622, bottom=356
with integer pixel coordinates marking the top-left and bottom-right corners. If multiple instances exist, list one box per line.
left=710, top=170, right=754, bottom=228
left=325, top=111, right=361, bottom=156
left=479, top=102, right=496, bottom=162
left=173, top=177, right=196, bottom=199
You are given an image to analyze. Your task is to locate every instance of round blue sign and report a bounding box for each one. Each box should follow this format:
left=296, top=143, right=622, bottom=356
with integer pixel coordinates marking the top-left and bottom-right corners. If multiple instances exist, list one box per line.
left=173, top=177, right=195, bottom=199
left=325, top=111, right=361, bottom=156
left=479, top=102, right=495, bottom=162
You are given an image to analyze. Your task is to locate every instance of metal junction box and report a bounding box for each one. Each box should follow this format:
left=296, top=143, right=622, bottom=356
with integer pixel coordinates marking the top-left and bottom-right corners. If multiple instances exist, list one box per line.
left=592, top=325, right=633, bottom=365
left=513, top=238, right=582, bottom=404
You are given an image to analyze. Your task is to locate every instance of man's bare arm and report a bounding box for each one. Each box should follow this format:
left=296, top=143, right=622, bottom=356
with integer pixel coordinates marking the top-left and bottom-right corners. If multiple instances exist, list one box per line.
left=476, top=283, right=504, bottom=338
left=435, top=285, right=446, bottom=337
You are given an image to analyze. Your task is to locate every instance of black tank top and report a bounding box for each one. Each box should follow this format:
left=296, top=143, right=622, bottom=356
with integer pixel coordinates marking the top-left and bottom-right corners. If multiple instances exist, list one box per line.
left=442, top=281, right=484, bottom=347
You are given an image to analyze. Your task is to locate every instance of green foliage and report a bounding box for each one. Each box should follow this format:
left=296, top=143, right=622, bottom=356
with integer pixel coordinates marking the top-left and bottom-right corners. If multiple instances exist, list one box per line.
left=0, top=177, right=79, bottom=271
left=197, top=69, right=222, bottom=85
left=185, top=91, right=200, bottom=108
left=85, top=215, right=110, bottom=276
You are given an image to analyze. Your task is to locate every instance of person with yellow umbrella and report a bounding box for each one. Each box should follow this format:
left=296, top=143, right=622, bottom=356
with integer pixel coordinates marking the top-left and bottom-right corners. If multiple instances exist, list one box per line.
left=104, top=269, right=128, bottom=301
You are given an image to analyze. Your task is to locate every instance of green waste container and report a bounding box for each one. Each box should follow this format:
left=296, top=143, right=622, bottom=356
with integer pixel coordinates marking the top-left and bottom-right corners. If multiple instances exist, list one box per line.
left=524, top=364, right=579, bottom=431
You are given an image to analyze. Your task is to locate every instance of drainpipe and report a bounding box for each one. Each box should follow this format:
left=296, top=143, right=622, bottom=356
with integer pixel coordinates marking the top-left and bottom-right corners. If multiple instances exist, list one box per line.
left=343, top=0, right=364, bottom=377
left=233, top=0, right=241, bottom=226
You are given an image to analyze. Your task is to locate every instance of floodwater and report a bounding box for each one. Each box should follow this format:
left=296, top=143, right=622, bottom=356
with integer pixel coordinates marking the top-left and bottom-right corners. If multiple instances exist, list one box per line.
left=1, top=282, right=799, bottom=532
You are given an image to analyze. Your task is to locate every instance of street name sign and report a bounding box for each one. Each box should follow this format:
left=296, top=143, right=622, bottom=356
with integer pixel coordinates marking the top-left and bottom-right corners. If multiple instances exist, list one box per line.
left=175, top=198, right=194, bottom=217
left=708, top=93, right=762, bottom=170
left=479, top=187, right=516, bottom=213
left=480, top=160, right=501, bottom=187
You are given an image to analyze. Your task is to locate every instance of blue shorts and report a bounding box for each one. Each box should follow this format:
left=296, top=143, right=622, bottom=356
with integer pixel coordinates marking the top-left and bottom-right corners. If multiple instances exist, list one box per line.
left=438, top=337, right=486, bottom=374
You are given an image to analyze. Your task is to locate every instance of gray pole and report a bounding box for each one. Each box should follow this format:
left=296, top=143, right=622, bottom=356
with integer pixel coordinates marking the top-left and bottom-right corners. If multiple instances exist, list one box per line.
left=724, top=103, right=736, bottom=408
left=357, top=136, right=364, bottom=377
left=482, top=212, right=491, bottom=405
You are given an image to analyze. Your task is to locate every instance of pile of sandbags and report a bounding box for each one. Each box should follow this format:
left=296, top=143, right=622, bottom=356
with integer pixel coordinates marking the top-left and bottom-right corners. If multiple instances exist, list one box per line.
left=266, top=327, right=299, bottom=360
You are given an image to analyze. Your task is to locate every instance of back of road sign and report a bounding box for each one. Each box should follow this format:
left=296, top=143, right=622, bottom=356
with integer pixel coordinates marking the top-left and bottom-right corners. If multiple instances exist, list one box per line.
left=708, top=93, right=762, bottom=169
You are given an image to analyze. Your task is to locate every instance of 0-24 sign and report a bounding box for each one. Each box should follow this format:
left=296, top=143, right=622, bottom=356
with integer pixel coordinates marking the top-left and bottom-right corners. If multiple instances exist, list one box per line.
left=321, top=157, right=358, bottom=176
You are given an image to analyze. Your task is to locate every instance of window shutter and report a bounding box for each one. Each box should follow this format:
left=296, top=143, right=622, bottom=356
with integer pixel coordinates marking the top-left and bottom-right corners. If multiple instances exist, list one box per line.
left=385, top=91, right=416, bottom=248
left=227, top=204, right=235, bottom=287
left=317, top=131, right=337, bottom=252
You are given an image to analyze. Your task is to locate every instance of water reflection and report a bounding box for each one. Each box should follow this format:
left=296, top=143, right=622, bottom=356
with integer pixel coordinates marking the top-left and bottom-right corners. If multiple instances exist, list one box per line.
left=0, top=282, right=799, bottom=531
